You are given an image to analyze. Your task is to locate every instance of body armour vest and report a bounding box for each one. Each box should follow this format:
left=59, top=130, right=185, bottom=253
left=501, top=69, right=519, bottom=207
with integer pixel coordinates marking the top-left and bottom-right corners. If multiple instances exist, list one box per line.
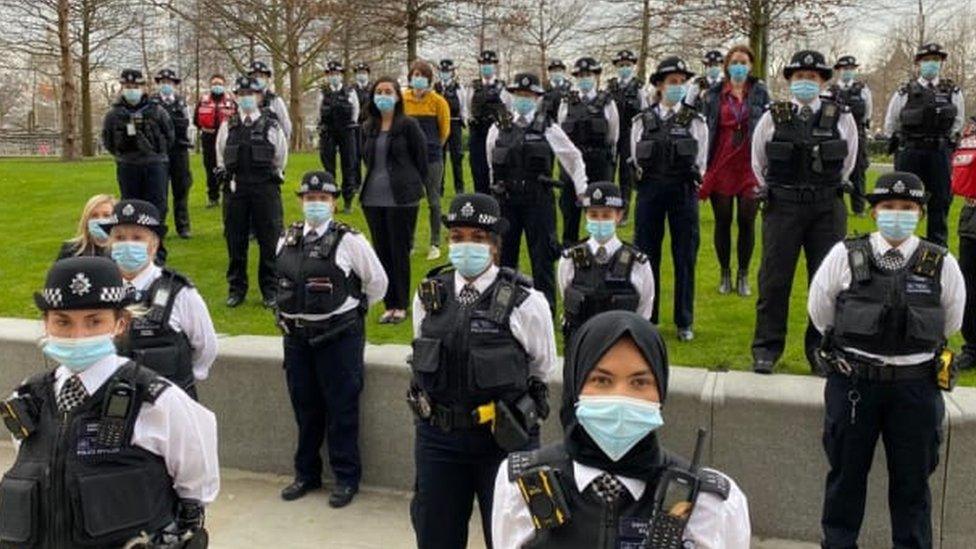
left=490, top=113, right=555, bottom=203
left=121, top=269, right=194, bottom=391
left=435, top=81, right=463, bottom=119
left=275, top=221, right=364, bottom=316
left=833, top=236, right=947, bottom=357
left=828, top=83, right=868, bottom=128
left=319, top=86, right=355, bottom=131
left=0, top=362, right=177, bottom=548
left=224, top=112, right=278, bottom=186
left=470, top=79, right=506, bottom=128
left=151, top=94, right=191, bottom=149
left=259, top=91, right=281, bottom=122
left=562, top=243, right=644, bottom=337
left=543, top=81, right=572, bottom=122
left=107, top=100, right=169, bottom=156
left=634, top=106, right=700, bottom=187
left=506, top=443, right=731, bottom=549
left=562, top=91, right=612, bottom=154
left=764, top=100, right=848, bottom=188
left=608, top=78, right=643, bottom=127
left=412, top=267, right=532, bottom=408
left=899, top=80, right=959, bottom=141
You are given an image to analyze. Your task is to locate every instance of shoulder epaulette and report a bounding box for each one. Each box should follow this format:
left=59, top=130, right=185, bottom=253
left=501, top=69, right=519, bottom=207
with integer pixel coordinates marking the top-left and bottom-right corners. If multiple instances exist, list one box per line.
left=159, top=267, right=194, bottom=289
left=621, top=242, right=647, bottom=264
left=507, top=443, right=569, bottom=481
left=332, top=220, right=360, bottom=235
left=698, top=468, right=732, bottom=500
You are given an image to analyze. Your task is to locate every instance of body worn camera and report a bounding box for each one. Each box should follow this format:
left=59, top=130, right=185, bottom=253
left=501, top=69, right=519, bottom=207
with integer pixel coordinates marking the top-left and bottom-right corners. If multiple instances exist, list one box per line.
left=516, top=465, right=571, bottom=530
left=1, top=395, right=38, bottom=440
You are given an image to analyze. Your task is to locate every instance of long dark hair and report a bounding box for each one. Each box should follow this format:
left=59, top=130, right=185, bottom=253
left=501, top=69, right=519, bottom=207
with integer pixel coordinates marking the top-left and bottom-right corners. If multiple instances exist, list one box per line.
left=365, top=76, right=404, bottom=133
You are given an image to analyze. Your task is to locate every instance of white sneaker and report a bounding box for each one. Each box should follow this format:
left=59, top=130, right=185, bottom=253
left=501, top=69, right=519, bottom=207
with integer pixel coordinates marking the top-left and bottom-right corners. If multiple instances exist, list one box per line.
left=426, top=246, right=441, bottom=260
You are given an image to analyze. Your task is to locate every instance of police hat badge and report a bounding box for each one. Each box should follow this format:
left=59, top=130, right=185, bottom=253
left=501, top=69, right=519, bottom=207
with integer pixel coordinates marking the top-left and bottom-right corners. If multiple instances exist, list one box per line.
left=122, top=203, right=135, bottom=217
left=460, top=202, right=475, bottom=218
left=69, top=273, right=92, bottom=296
left=892, top=180, right=907, bottom=194
left=804, top=54, right=814, bottom=65
left=593, top=188, right=604, bottom=200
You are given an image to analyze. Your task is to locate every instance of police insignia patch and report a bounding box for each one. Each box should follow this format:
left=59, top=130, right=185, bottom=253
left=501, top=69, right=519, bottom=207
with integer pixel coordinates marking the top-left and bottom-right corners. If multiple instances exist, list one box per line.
left=804, top=54, right=814, bottom=65
left=593, top=188, right=603, bottom=200
left=522, top=76, right=530, bottom=86
left=677, top=61, right=685, bottom=70
left=311, top=175, right=320, bottom=185
left=122, top=204, right=135, bottom=217
left=893, top=181, right=906, bottom=194
left=69, top=273, right=92, bottom=296
left=461, top=202, right=475, bottom=218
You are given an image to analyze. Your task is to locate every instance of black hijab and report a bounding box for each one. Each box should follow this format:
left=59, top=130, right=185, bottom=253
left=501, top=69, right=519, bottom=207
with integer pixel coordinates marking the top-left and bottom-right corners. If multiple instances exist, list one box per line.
left=560, top=310, right=670, bottom=481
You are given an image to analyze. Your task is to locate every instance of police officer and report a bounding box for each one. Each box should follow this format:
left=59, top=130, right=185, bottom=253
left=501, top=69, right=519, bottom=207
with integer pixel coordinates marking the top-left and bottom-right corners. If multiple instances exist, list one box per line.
left=194, top=73, right=237, bottom=208
left=409, top=193, right=556, bottom=549
left=101, top=69, right=175, bottom=239
left=466, top=50, right=511, bottom=194
left=102, top=199, right=218, bottom=400
left=558, top=182, right=654, bottom=341
left=435, top=58, right=468, bottom=194
left=492, top=310, right=751, bottom=548
left=216, top=76, right=289, bottom=308
left=809, top=172, right=965, bottom=549
left=0, top=256, right=218, bottom=548
left=607, top=50, right=646, bottom=224
left=558, top=57, right=620, bottom=245
left=352, top=62, right=372, bottom=113
left=248, top=60, right=293, bottom=140
left=151, top=68, right=194, bottom=238
left=275, top=171, right=388, bottom=508
left=318, top=60, right=361, bottom=213
left=630, top=56, right=709, bottom=342
left=826, top=55, right=873, bottom=216
left=542, top=58, right=572, bottom=123
left=884, top=43, right=965, bottom=247
left=487, top=72, right=588, bottom=310
left=686, top=49, right=725, bottom=109
left=750, top=50, right=858, bottom=373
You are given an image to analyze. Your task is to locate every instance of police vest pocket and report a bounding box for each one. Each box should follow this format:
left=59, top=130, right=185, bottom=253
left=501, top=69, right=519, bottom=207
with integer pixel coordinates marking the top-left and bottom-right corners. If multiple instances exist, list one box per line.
left=411, top=338, right=442, bottom=375
left=635, top=141, right=656, bottom=165
left=132, top=346, right=181, bottom=378
left=819, top=139, right=849, bottom=161
left=766, top=141, right=794, bottom=161
left=905, top=307, right=945, bottom=348
left=673, top=138, right=698, bottom=159
left=0, top=476, right=38, bottom=544
left=563, top=287, right=585, bottom=316
left=76, top=469, right=152, bottom=539
left=589, top=118, right=609, bottom=136
left=835, top=301, right=884, bottom=338
left=609, top=293, right=640, bottom=311
left=469, top=345, right=527, bottom=393
left=251, top=143, right=275, bottom=166
left=491, top=146, right=509, bottom=167
left=900, top=108, right=925, bottom=127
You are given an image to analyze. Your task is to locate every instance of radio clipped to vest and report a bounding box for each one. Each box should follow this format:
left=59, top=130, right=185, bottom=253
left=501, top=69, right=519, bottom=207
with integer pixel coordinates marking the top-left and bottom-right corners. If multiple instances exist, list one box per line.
left=97, top=376, right=137, bottom=448
left=643, top=429, right=708, bottom=549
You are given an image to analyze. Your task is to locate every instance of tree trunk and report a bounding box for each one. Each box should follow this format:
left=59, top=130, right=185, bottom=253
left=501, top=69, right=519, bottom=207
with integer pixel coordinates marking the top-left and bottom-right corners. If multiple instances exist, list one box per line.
left=406, top=0, right=419, bottom=65
left=637, top=0, right=650, bottom=82
left=538, top=0, right=547, bottom=82
left=58, top=0, right=78, bottom=161
left=749, top=0, right=768, bottom=80
left=284, top=1, right=302, bottom=150
left=80, top=1, right=94, bottom=157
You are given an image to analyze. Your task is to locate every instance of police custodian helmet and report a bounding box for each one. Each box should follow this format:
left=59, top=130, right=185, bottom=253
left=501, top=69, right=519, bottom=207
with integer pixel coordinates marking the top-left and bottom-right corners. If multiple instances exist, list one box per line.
left=34, top=256, right=132, bottom=311
left=442, top=193, right=508, bottom=235
left=296, top=171, right=340, bottom=197
left=866, top=172, right=928, bottom=206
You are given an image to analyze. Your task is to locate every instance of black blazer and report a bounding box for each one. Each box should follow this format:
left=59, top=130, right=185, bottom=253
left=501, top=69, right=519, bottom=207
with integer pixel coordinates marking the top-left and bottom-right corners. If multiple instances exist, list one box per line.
left=57, top=240, right=108, bottom=260
left=361, top=115, right=428, bottom=205
left=701, top=77, right=770, bottom=166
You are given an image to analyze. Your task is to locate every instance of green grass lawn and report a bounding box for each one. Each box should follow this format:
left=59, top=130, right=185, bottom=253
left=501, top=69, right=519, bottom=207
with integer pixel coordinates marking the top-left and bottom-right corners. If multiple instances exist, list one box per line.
left=0, top=153, right=971, bottom=383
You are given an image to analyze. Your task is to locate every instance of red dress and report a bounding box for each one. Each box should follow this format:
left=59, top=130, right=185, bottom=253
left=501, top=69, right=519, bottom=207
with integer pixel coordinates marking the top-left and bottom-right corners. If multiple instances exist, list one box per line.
left=699, top=83, right=758, bottom=199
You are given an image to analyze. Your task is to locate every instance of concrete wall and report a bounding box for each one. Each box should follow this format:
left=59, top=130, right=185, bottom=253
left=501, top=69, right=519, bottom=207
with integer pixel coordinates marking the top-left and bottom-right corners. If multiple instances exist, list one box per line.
left=1, top=317, right=973, bottom=547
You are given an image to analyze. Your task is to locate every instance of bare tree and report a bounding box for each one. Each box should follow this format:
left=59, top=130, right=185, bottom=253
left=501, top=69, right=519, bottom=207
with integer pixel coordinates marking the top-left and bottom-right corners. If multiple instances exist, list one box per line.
left=506, top=0, right=587, bottom=80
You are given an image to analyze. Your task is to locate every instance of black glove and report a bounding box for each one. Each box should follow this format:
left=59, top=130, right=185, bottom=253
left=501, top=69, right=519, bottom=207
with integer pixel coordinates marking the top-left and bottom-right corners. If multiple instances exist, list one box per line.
left=528, top=377, right=550, bottom=420
left=887, top=134, right=900, bottom=155
left=213, top=166, right=229, bottom=184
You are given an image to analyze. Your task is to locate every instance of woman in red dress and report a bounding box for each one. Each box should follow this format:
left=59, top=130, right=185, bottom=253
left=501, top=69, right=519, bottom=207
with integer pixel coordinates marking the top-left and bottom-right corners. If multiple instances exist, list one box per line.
left=698, top=45, right=770, bottom=296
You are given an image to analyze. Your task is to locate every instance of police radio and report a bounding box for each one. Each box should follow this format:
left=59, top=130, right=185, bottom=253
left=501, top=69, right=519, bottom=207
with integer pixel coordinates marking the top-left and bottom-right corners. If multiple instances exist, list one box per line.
left=98, top=378, right=136, bottom=447
left=643, top=428, right=707, bottom=549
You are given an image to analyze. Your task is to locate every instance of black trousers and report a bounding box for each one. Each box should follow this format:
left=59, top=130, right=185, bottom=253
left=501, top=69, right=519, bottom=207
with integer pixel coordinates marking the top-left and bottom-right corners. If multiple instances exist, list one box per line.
left=167, top=148, right=192, bottom=233
left=634, top=183, right=700, bottom=329
left=895, top=146, right=952, bottom=246
left=616, top=125, right=635, bottom=219
left=469, top=124, right=491, bottom=195
left=443, top=119, right=465, bottom=194
left=752, top=196, right=846, bottom=367
left=201, top=131, right=220, bottom=202
left=848, top=131, right=869, bottom=215
left=319, top=126, right=361, bottom=204
left=117, top=160, right=170, bottom=263
left=821, top=374, right=944, bottom=549
left=499, top=196, right=559, bottom=310
left=283, top=322, right=365, bottom=488
left=560, top=149, right=614, bottom=246
left=222, top=184, right=282, bottom=299
left=411, top=423, right=538, bottom=549
left=959, top=205, right=976, bottom=355
left=363, top=205, right=419, bottom=310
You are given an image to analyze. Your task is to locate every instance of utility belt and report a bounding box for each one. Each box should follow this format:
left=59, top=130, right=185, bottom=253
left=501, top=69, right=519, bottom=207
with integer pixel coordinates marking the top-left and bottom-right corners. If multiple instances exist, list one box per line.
left=450, top=117, right=463, bottom=123
left=902, top=136, right=952, bottom=150
left=407, top=387, right=539, bottom=451
left=492, top=175, right=561, bottom=202
left=278, top=309, right=363, bottom=345
left=831, top=354, right=935, bottom=383
left=767, top=185, right=842, bottom=204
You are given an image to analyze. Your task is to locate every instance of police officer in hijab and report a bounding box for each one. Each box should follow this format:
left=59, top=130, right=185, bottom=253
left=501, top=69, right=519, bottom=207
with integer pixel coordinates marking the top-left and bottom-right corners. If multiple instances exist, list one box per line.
left=492, top=310, right=751, bottom=548
left=0, top=256, right=219, bottom=548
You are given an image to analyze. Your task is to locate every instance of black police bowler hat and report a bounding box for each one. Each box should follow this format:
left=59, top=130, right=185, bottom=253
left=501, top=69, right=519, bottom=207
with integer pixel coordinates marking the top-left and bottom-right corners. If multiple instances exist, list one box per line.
left=834, top=55, right=859, bottom=69
left=234, top=75, right=262, bottom=94
left=326, top=60, right=344, bottom=73
left=120, top=69, right=146, bottom=85
left=582, top=182, right=625, bottom=209
left=442, top=193, right=508, bottom=235
left=478, top=50, right=499, bottom=64
left=867, top=172, right=928, bottom=206
left=35, top=256, right=132, bottom=311
left=296, top=171, right=340, bottom=197
left=248, top=61, right=272, bottom=76
left=354, top=62, right=370, bottom=72
left=783, top=50, right=832, bottom=80
left=99, top=199, right=167, bottom=237
left=154, top=68, right=181, bottom=83
left=548, top=58, right=567, bottom=71
left=915, top=43, right=948, bottom=61
left=613, top=50, right=638, bottom=65
left=507, top=73, right=545, bottom=95
left=439, top=59, right=456, bottom=72
left=572, top=57, right=602, bottom=76
left=650, top=56, right=695, bottom=85
left=702, top=50, right=724, bottom=65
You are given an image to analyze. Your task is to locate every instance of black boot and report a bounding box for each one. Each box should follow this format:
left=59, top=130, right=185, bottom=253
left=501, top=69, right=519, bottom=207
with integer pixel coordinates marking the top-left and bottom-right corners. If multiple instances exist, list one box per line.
left=718, top=269, right=732, bottom=295
left=737, top=270, right=751, bottom=297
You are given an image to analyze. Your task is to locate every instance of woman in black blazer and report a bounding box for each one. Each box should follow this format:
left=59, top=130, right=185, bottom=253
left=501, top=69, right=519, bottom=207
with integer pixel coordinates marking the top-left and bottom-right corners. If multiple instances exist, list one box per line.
left=360, top=76, right=429, bottom=324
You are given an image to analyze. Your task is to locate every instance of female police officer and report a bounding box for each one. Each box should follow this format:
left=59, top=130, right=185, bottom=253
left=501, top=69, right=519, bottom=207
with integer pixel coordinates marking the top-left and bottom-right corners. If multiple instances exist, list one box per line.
left=809, top=172, right=965, bottom=549
left=275, top=171, right=388, bottom=508
left=0, top=256, right=218, bottom=548
left=491, top=310, right=750, bottom=548
left=409, top=193, right=556, bottom=549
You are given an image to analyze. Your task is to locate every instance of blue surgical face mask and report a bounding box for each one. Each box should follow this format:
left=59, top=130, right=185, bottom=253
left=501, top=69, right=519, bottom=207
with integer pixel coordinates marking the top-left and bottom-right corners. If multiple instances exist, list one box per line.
left=356, top=73, right=369, bottom=86
left=513, top=96, right=537, bottom=116
left=790, top=79, right=821, bottom=103
left=578, top=77, right=596, bottom=93
left=211, top=85, right=225, bottom=95
left=707, top=66, right=722, bottom=80
left=111, top=241, right=150, bottom=274
left=449, top=242, right=492, bottom=279
left=876, top=209, right=920, bottom=241
left=919, top=60, right=941, bottom=80
left=840, top=69, right=857, bottom=82
left=42, top=334, right=117, bottom=373
left=575, top=395, right=664, bottom=462
left=480, top=64, right=495, bottom=78
left=303, top=200, right=333, bottom=226
left=122, top=88, right=143, bottom=105
left=550, top=72, right=565, bottom=85
left=411, top=76, right=429, bottom=91
left=586, top=217, right=616, bottom=243
left=374, top=94, right=396, bottom=113
left=618, top=66, right=634, bottom=80
left=87, top=219, right=109, bottom=241
left=238, top=95, right=257, bottom=112
left=728, top=64, right=749, bottom=83
left=328, top=75, right=343, bottom=88
left=159, top=83, right=174, bottom=96
left=439, top=71, right=452, bottom=82
left=254, top=77, right=268, bottom=90
left=663, top=83, right=687, bottom=105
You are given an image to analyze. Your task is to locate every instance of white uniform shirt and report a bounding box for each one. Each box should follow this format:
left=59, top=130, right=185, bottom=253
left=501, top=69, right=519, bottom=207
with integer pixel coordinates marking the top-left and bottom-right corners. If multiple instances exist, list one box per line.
left=13, top=355, right=221, bottom=503
left=492, top=459, right=752, bottom=549
left=557, top=236, right=655, bottom=320
left=884, top=77, right=966, bottom=136
left=463, top=76, right=513, bottom=124
left=266, top=93, right=293, bottom=139
left=412, top=264, right=557, bottom=381
left=485, top=108, right=589, bottom=195
left=629, top=102, right=710, bottom=178
left=441, top=79, right=470, bottom=121
left=808, top=232, right=966, bottom=364
left=215, top=109, right=289, bottom=183
left=832, top=80, right=873, bottom=127
left=750, top=98, right=859, bottom=188
left=127, top=264, right=218, bottom=381
left=323, top=84, right=361, bottom=127
left=557, top=89, right=621, bottom=147
left=275, top=219, right=389, bottom=321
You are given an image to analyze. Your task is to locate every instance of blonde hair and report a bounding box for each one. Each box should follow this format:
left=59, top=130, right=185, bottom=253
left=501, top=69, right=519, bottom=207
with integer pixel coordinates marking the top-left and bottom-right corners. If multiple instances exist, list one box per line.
left=68, top=194, right=117, bottom=255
